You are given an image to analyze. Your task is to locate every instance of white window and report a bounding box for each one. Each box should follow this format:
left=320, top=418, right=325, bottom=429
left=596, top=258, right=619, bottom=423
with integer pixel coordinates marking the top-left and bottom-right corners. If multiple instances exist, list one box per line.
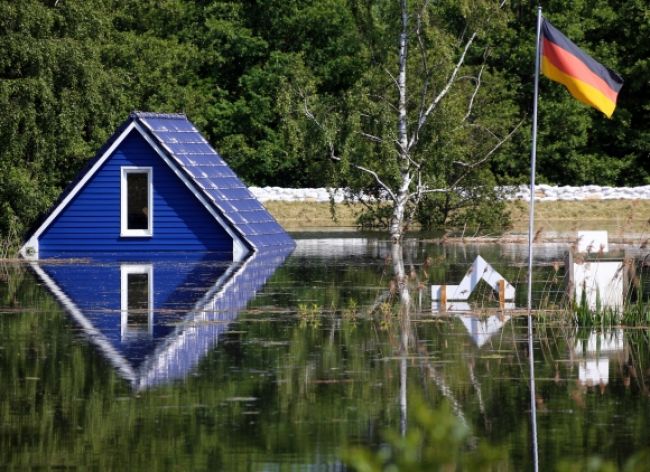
left=120, top=264, right=153, bottom=340
left=121, top=167, right=153, bottom=237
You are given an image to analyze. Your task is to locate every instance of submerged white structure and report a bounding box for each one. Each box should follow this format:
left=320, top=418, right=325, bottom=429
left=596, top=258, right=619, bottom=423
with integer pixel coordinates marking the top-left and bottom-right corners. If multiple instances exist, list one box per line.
left=432, top=256, right=515, bottom=308
left=569, top=231, right=625, bottom=310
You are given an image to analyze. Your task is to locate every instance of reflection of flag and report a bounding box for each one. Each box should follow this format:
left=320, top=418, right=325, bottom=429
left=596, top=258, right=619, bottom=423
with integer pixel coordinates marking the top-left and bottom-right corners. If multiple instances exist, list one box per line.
left=541, top=19, right=623, bottom=118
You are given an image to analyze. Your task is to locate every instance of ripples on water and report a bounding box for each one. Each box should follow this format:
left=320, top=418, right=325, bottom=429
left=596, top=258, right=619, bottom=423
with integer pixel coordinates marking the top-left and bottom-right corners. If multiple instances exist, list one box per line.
left=0, top=235, right=649, bottom=470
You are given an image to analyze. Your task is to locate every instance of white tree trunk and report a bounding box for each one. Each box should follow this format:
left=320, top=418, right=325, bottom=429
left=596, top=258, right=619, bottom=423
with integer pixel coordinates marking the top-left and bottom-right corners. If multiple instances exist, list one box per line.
left=391, top=230, right=411, bottom=313
left=391, top=0, right=412, bottom=309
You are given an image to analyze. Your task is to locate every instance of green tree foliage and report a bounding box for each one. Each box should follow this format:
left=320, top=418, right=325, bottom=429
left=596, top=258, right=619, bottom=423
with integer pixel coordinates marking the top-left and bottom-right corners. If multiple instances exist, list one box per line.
left=0, top=0, right=647, bottom=249
left=492, top=0, right=649, bottom=186
left=344, top=395, right=507, bottom=471
left=198, top=0, right=364, bottom=186
left=0, top=0, right=202, bottom=247
left=286, top=0, right=520, bottom=233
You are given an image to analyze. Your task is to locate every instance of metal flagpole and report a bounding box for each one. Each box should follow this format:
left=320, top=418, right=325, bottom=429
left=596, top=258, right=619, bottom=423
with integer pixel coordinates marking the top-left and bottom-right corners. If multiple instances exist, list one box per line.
left=527, top=6, right=542, bottom=472
left=528, top=10, right=542, bottom=311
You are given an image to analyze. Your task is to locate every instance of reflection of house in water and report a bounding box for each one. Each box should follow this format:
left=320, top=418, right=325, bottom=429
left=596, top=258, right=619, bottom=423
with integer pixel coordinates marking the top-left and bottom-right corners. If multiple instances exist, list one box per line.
left=573, top=330, right=624, bottom=387
left=432, top=304, right=511, bottom=349
left=457, top=314, right=511, bottom=348
left=31, top=249, right=290, bottom=390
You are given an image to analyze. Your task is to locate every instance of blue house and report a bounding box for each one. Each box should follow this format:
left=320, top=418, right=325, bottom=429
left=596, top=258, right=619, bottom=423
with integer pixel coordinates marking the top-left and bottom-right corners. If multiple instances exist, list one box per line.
left=31, top=248, right=291, bottom=390
left=20, top=112, right=294, bottom=260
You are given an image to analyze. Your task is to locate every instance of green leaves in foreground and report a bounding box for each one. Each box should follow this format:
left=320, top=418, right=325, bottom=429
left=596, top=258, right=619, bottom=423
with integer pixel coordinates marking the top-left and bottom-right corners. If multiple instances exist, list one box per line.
left=556, top=450, right=650, bottom=472
left=343, top=395, right=506, bottom=472
left=343, top=392, right=650, bottom=472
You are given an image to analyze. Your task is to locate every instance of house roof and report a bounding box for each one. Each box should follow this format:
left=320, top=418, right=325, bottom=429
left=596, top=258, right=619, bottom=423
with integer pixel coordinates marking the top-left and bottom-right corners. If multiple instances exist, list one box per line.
left=133, top=112, right=294, bottom=251
left=21, top=112, right=294, bottom=257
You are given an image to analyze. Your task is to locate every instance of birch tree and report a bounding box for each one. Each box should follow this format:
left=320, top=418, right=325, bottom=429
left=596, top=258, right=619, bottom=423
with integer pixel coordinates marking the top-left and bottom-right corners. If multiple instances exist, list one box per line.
left=298, top=0, right=522, bottom=306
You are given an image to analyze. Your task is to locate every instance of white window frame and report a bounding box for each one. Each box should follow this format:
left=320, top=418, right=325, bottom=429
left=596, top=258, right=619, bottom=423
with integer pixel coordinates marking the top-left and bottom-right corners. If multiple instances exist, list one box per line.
left=120, top=264, right=154, bottom=340
left=120, top=166, right=153, bottom=237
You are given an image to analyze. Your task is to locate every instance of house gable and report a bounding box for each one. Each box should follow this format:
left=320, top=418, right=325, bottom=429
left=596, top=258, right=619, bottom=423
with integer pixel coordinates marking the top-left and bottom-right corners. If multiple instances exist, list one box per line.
left=20, top=112, right=293, bottom=260
left=37, top=129, right=235, bottom=257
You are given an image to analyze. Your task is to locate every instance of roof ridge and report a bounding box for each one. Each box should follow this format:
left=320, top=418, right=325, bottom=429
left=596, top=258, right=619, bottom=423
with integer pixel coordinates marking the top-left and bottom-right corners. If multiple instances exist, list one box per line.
left=130, top=111, right=187, bottom=120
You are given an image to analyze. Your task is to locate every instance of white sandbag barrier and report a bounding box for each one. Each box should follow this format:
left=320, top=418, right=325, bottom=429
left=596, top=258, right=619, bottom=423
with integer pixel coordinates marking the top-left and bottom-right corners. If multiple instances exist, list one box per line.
left=249, top=185, right=650, bottom=202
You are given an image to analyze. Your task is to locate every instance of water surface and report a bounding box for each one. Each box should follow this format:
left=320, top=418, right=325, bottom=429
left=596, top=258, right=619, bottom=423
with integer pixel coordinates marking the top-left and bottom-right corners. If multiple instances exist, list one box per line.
left=1, top=235, right=649, bottom=470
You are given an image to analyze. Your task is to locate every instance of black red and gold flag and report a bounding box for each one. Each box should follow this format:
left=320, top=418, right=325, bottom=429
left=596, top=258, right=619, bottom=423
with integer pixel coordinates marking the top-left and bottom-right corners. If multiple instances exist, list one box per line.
left=541, top=19, right=623, bottom=118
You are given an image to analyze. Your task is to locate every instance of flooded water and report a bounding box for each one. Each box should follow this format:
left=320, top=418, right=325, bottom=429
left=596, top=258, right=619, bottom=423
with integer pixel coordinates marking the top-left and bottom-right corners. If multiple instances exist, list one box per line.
left=1, top=234, right=649, bottom=470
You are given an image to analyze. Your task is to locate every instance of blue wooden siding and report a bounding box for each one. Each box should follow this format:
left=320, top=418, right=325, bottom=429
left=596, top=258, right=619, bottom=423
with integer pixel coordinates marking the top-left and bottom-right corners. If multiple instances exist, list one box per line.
left=40, top=130, right=233, bottom=257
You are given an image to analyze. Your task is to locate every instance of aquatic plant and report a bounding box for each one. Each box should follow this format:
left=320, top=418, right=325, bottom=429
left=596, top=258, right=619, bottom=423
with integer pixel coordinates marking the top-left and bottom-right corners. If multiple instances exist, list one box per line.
left=378, top=302, right=395, bottom=331
left=298, top=303, right=322, bottom=327
left=343, top=394, right=507, bottom=471
left=567, top=261, right=650, bottom=327
left=342, top=298, right=359, bottom=321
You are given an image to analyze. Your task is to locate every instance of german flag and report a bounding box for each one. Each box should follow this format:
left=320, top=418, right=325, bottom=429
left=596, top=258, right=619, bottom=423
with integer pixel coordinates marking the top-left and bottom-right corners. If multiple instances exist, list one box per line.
left=541, top=19, right=623, bottom=118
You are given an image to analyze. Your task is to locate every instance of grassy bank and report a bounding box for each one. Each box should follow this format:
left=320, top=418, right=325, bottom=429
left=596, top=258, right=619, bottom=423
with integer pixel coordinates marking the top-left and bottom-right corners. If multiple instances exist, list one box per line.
left=262, top=201, right=361, bottom=230
left=265, top=199, right=650, bottom=236
left=508, top=199, right=650, bottom=235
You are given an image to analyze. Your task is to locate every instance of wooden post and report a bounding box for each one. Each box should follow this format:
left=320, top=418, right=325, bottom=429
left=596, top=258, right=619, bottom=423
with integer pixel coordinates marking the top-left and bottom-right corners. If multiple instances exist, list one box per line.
left=498, top=279, right=506, bottom=308
left=623, top=255, right=635, bottom=303
left=564, top=249, right=574, bottom=306
left=440, top=285, right=447, bottom=306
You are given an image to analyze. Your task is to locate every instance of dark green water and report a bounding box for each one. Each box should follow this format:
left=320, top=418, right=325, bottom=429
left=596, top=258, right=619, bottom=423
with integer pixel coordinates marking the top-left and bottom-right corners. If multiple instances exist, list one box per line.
left=1, top=236, right=649, bottom=470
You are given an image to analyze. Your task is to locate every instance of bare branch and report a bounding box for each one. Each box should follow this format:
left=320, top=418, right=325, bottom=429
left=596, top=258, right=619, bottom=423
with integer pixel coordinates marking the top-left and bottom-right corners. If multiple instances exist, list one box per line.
left=358, top=131, right=384, bottom=143
left=302, top=91, right=396, bottom=201
left=332, top=151, right=396, bottom=202
left=455, top=75, right=479, bottom=82
left=301, top=93, right=322, bottom=130
left=408, top=31, right=478, bottom=152
left=412, top=118, right=524, bottom=201
left=404, top=152, right=421, bottom=170
left=463, top=63, right=485, bottom=122
left=409, top=187, right=451, bottom=199
left=302, top=94, right=338, bottom=158
left=453, top=122, right=500, bottom=140
left=383, top=67, right=400, bottom=92
left=456, top=24, right=468, bottom=48
left=452, top=118, right=525, bottom=170
left=409, top=1, right=507, bottom=152
left=354, top=166, right=396, bottom=201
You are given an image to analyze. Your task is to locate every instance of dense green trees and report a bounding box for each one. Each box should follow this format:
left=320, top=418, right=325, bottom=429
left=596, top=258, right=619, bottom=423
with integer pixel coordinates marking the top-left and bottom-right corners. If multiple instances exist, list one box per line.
left=492, top=0, right=649, bottom=186
left=0, top=0, right=647, bottom=247
left=0, top=0, right=203, bottom=243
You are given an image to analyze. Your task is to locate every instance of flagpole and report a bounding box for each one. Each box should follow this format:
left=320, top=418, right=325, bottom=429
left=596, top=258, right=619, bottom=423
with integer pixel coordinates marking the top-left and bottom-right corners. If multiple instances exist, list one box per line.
left=528, top=9, right=542, bottom=311
left=527, top=6, right=542, bottom=472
